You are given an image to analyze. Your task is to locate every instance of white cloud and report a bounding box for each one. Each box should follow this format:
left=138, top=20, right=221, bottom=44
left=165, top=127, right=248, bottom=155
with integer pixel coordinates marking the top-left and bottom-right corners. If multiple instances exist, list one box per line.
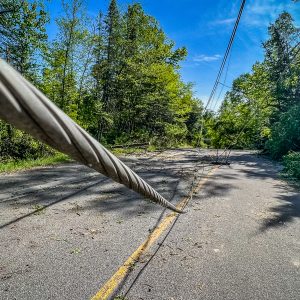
left=212, top=18, right=236, bottom=25
left=193, top=54, right=222, bottom=62
left=243, top=0, right=295, bottom=27
left=211, top=0, right=296, bottom=28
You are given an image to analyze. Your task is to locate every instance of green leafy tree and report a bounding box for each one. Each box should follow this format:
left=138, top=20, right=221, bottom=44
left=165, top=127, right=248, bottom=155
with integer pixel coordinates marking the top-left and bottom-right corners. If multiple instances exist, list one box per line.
left=111, top=3, right=191, bottom=145
left=263, top=12, right=300, bottom=117
left=0, top=0, right=48, bottom=81
left=102, top=0, right=123, bottom=112
left=267, top=105, right=300, bottom=158
left=41, top=0, right=90, bottom=121
left=0, top=0, right=50, bottom=161
left=207, top=11, right=300, bottom=157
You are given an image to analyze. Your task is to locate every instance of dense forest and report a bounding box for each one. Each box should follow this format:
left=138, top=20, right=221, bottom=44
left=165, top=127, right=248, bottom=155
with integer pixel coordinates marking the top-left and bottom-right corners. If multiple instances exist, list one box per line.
left=0, top=0, right=299, bottom=178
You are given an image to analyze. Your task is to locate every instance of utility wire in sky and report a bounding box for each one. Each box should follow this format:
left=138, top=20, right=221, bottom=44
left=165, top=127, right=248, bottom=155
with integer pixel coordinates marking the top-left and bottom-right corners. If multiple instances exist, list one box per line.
left=198, top=0, right=246, bottom=146
left=211, top=50, right=233, bottom=111
left=205, top=0, right=246, bottom=111
left=217, top=41, right=300, bottom=163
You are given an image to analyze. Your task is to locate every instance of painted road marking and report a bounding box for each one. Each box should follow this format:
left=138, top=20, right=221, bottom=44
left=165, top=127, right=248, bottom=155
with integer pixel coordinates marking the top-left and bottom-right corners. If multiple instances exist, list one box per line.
left=91, top=166, right=218, bottom=300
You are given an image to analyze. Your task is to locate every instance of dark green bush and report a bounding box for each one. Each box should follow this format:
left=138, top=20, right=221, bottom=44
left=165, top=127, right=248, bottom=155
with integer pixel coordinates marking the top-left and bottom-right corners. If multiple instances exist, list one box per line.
left=266, top=105, right=300, bottom=159
left=283, top=152, right=300, bottom=179
left=0, top=128, right=54, bottom=162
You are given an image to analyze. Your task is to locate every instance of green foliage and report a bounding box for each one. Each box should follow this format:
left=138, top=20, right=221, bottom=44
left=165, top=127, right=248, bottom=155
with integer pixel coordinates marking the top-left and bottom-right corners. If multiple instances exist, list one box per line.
left=266, top=105, right=300, bottom=158
left=41, top=0, right=88, bottom=121
left=0, top=1, right=50, bottom=163
left=90, top=1, right=201, bottom=146
left=185, top=99, right=203, bottom=145
left=283, top=152, right=300, bottom=179
left=0, top=0, right=203, bottom=166
left=0, top=121, right=55, bottom=162
left=263, top=12, right=300, bottom=118
left=0, top=0, right=48, bottom=81
left=0, top=153, right=70, bottom=173
left=206, top=64, right=273, bottom=149
left=205, top=11, right=300, bottom=163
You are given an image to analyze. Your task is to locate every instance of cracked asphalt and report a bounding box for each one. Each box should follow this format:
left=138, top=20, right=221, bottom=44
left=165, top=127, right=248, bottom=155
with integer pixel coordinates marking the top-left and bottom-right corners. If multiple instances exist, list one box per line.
left=0, top=149, right=299, bottom=300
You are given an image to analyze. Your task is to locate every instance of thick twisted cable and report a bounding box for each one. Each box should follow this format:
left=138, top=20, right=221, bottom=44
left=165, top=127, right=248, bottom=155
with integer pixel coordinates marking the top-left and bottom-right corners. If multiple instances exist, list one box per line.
left=0, top=59, right=181, bottom=213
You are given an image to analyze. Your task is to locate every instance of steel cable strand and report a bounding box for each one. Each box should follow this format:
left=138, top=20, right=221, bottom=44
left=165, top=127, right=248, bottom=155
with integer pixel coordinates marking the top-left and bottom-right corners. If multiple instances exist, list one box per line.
left=0, top=59, right=181, bottom=213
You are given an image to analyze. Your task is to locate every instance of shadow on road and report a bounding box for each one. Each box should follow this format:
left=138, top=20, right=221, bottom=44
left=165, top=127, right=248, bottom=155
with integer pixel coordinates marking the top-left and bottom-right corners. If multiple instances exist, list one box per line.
left=260, top=184, right=300, bottom=232
left=0, top=152, right=203, bottom=228
left=228, top=152, right=300, bottom=231
left=0, top=179, right=105, bottom=230
left=2, top=151, right=298, bottom=232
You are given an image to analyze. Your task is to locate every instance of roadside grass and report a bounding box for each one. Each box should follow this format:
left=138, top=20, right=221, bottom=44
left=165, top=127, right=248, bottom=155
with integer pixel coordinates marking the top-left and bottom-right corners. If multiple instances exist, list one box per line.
left=0, top=153, right=71, bottom=173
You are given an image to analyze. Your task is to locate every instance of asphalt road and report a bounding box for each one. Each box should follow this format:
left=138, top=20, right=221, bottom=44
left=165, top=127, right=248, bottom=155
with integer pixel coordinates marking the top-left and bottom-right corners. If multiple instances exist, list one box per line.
left=0, top=149, right=299, bottom=300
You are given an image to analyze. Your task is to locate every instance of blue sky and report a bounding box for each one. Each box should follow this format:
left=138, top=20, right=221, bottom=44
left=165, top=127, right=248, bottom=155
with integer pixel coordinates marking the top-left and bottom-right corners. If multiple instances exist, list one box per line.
left=46, top=0, right=300, bottom=108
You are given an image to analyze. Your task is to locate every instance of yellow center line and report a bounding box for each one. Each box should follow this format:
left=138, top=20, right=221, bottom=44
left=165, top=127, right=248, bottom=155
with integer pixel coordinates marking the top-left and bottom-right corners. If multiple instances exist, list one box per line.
left=91, top=166, right=218, bottom=300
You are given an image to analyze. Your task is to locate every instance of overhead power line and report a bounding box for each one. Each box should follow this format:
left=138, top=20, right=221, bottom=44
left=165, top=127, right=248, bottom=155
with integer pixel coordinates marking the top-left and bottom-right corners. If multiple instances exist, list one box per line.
left=205, top=0, right=246, bottom=111
left=198, top=0, right=246, bottom=146
left=211, top=50, right=233, bottom=111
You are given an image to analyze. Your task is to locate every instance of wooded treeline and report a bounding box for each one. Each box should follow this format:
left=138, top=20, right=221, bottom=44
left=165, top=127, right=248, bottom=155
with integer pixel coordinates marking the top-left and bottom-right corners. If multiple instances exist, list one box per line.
left=0, top=1, right=299, bottom=179
left=204, top=11, right=300, bottom=177
left=0, top=0, right=202, bottom=162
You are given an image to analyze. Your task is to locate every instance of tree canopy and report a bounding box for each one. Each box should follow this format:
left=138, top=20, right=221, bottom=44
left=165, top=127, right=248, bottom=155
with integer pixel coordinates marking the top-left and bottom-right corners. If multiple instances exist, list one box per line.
left=204, top=11, right=300, bottom=159
left=0, top=0, right=202, bottom=162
